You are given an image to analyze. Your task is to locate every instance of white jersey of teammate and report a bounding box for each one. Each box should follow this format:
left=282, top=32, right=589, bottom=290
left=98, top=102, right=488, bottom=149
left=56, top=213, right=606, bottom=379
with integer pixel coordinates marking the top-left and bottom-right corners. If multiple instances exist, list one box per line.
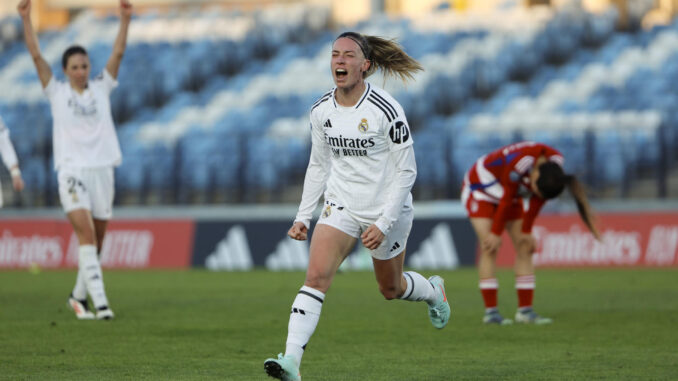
left=45, top=69, right=122, bottom=170
left=295, top=83, right=416, bottom=234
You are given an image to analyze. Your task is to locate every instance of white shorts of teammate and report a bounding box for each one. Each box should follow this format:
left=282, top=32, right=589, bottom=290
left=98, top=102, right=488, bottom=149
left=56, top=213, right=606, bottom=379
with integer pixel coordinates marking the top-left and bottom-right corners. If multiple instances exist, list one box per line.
left=58, top=166, right=115, bottom=220
left=317, top=199, right=413, bottom=260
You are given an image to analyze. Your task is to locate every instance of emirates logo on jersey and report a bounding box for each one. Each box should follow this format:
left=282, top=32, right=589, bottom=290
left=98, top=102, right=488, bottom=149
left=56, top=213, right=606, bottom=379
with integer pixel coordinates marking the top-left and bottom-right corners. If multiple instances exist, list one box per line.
left=324, top=133, right=375, bottom=157
left=358, top=118, right=369, bottom=133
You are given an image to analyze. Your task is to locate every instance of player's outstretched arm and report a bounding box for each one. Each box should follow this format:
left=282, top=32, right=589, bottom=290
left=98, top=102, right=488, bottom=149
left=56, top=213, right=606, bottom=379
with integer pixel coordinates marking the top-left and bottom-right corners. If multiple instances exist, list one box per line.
left=105, top=0, right=133, bottom=79
left=18, top=0, right=52, bottom=88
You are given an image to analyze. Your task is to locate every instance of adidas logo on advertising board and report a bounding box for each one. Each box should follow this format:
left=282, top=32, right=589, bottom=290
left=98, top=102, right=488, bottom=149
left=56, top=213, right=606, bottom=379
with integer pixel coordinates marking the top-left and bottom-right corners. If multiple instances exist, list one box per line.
left=265, top=236, right=309, bottom=271
left=409, top=223, right=459, bottom=270
left=205, top=225, right=254, bottom=271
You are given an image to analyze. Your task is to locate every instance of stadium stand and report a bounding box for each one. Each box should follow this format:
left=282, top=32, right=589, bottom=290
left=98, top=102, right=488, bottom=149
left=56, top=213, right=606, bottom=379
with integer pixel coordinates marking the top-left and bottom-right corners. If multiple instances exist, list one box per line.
left=0, top=1, right=675, bottom=206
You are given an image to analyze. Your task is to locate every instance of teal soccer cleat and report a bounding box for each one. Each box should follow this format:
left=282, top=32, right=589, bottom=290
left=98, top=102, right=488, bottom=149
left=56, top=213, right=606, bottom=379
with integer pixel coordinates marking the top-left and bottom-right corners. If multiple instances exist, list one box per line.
left=264, top=353, right=301, bottom=381
left=427, top=275, right=451, bottom=329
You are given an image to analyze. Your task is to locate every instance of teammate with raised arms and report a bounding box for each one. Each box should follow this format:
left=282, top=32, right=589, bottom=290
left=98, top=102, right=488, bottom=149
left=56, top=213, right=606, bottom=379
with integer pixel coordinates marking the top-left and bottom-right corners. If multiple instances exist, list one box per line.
left=461, top=141, right=600, bottom=325
left=18, top=0, right=132, bottom=320
left=264, top=32, right=450, bottom=381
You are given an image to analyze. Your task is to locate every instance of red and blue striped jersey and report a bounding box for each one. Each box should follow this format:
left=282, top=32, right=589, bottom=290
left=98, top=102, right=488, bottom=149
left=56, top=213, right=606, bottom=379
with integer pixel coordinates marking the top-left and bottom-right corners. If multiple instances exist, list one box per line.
left=465, top=141, right=563, bottom=234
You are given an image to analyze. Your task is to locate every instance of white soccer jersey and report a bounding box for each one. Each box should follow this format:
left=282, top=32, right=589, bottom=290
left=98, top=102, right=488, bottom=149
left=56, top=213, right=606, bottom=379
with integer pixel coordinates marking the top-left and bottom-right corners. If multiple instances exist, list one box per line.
left=0, top=116, right=18, bottom=170
left=295, top=83, right=417, bottom=235
left=45, top=70, right=122, bottom=170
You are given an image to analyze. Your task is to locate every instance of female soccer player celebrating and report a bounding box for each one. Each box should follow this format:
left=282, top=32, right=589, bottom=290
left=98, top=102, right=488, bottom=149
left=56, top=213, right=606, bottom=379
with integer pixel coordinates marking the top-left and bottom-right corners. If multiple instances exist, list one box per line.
left=19, top=0, right=133, bottom=320
left=461, top=141, right=600, bottom=325
left=263, top=32, right=450, bottom=381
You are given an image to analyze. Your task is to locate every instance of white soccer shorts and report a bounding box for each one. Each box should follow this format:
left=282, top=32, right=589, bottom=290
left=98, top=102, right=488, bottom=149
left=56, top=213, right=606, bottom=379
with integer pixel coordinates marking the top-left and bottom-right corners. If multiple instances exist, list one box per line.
left=316, top=199, right=413, bottom=260
left=58, top=166, right=115, bottom=220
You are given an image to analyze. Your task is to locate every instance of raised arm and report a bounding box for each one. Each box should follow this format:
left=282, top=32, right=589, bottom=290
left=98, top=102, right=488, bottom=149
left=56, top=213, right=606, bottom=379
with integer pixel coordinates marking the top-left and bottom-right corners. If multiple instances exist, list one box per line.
left=105, top=0, right=133, bottom=79
left=18, top=0, right=52, bottom=88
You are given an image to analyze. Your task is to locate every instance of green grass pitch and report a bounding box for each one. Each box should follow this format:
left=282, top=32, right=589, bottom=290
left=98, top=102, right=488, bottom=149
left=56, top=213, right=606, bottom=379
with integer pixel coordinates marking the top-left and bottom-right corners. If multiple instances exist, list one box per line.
left=1, top=268, right=676, bottom=380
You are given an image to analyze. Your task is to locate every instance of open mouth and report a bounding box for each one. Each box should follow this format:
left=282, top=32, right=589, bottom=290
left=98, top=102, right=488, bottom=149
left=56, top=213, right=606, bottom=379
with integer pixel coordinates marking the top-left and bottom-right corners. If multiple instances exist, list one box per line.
left=335, top=68, right=347, bottom=79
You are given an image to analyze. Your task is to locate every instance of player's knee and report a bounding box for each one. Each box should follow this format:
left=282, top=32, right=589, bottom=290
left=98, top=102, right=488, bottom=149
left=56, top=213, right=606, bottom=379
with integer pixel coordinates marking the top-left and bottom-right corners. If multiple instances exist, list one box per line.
left=515, top=243, right=535, bottom=257
left=516, top=248, right=534, bottom=259
left=482, top=248, right=499, bottom=260
left=304, top=273, right=330, bottom=292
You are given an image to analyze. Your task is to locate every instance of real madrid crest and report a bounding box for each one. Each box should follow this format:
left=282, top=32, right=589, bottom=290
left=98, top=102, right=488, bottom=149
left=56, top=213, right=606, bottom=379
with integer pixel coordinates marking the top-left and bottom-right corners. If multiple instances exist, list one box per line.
left=358, top=118, right=369, bottom=133
left=322, top=205, right=332, bottom=218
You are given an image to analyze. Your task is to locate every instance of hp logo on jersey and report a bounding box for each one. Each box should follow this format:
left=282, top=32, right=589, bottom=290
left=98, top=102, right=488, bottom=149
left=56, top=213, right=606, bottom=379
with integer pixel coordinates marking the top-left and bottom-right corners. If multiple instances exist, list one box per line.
left=389, top=121, right=410, bottom=144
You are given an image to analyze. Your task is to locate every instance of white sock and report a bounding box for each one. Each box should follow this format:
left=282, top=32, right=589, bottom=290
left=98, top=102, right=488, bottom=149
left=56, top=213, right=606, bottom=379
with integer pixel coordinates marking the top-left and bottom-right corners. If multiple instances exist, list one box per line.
left=79, top=245, right=109, bottom=309
left=285, top=285, right=325, bottom=367
left=71, top=267, right=87, bottom=300
left=400, top=271, right=436, bottom=305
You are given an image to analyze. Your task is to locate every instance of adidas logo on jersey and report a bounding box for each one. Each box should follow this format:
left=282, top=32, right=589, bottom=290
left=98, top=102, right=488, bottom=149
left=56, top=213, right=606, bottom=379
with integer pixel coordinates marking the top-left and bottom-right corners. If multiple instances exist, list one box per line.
left=390, top=242, right=401, bottom=252
left=324, top=119, right=333, bottom=128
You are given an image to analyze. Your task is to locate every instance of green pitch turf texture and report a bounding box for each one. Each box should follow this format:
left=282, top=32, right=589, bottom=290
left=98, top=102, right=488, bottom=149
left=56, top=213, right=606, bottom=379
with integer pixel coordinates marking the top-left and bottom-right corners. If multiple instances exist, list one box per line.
left=1, top=268, right=676, bottom=380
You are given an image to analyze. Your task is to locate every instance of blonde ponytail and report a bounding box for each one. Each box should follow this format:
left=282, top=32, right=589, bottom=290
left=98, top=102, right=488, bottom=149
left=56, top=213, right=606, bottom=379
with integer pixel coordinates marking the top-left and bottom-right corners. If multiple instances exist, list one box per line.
left=363, top=35, right=423, bottom=82
left=335, top=32, right=423, bottom=83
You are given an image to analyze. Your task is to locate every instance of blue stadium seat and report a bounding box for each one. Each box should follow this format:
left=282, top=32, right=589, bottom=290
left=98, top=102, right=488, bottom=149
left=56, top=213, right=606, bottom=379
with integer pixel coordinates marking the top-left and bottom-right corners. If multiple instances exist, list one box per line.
left=20, top=157, right=46, bottom=192
left=0, top=3, right=671, bottom=203
left=414, top=127, right=448, bottom=187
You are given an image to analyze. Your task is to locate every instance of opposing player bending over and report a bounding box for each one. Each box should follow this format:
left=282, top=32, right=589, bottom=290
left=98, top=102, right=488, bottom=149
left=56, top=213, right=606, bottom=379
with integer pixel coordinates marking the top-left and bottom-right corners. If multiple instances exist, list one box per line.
left=461, top=141, right=600, bottom=325
left=0, top=115, right=25, bottom=205
left=19, top=0, right=132, bottom=320
left=263, top=32, right=450, bottom=381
